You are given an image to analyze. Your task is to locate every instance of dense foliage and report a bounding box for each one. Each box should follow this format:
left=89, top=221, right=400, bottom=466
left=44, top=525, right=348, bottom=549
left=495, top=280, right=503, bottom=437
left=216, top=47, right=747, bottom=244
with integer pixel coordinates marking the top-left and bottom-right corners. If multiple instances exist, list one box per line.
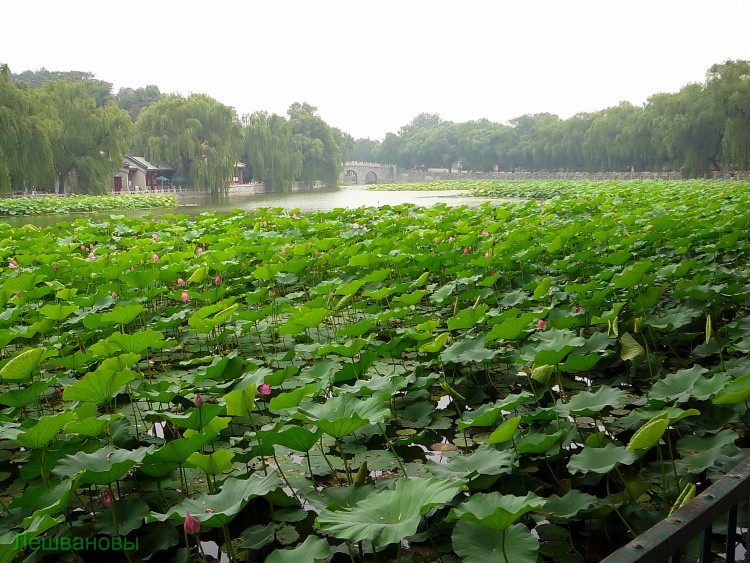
left=0, top=180, right=749, bottom=562
left=133, top=94, right=244, bottom=197
left=242, top=112, right=303, bottom=193
left=0, top=194, right=176, bottom=216
left=354, top=60, right=750, bottom=177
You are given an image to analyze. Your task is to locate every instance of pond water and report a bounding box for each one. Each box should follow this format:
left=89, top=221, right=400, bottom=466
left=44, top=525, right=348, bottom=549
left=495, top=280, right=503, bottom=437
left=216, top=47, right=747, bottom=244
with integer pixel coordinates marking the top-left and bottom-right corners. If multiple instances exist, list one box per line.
left=2, top=185, right=512, bottom=228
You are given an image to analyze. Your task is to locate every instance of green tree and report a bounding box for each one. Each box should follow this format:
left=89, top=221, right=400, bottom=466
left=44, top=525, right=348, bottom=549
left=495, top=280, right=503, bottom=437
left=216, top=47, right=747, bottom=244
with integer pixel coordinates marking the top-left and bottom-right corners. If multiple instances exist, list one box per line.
left=287, top=102, right=342, bottom=188
left=706, top=60, right=750, bottom=170
left=0, top=64, right=54, bottom=194
left=134, top=94, right=243, bottom=195
left=331, top=127, right=355, bottom=163
left=350, top=138, right=381, bottom=162
left=115, top=85, right=162, bottom=122
left=40, top=80, right=131, bottom=194
left=243, top=112, right=302, bottom=193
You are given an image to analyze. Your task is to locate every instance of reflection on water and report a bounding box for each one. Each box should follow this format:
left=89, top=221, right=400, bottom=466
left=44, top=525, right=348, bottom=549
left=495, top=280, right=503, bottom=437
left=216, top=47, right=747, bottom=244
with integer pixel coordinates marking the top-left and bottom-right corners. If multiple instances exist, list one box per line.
left=2, top=185, right=510, bottom=228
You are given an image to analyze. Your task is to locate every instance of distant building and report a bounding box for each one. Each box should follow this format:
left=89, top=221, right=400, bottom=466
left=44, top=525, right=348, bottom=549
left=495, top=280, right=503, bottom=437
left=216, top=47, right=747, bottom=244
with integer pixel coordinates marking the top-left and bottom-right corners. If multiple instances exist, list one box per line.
left=112, top=156, right=175, bottom=192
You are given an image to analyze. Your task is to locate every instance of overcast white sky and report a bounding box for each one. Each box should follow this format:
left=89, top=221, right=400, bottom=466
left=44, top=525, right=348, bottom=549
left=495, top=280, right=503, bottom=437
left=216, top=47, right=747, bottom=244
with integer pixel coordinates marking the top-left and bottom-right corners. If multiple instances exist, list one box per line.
left=2, top=0, right=749, bottom=140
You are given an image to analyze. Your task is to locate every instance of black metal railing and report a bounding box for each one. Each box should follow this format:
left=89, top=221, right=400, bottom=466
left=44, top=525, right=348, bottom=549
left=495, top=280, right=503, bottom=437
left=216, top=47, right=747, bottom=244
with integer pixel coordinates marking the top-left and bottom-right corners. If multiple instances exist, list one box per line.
left=602, top=454, right=750, bottom=562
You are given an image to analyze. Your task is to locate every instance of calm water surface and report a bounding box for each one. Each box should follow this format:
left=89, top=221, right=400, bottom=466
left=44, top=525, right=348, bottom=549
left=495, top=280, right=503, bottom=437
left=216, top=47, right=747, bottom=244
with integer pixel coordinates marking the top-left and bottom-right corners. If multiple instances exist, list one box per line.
left=3, top=186, right=515, bottom=228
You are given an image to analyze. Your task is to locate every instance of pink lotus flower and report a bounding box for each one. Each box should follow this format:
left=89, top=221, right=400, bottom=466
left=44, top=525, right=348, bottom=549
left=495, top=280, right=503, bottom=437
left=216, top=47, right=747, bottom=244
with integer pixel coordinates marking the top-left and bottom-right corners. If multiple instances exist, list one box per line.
left=8, top=259, right=18, bottom=269
left=196, top=247, right=203, bottom=254
left=181, top=291, right=189, bottom=303
left=351, top=222, right=360, bottom=229
left=481, top=230, right=490, bottom=237
left=101, top=489, right=120, bottom=508
left=484, top=252, right=491, bottom=258
left=537, top=319, right=547, bottom=330
left=448, top=236, right=455, bottom=242
left=111, top=291, right=117, bottom=299
left=362, top=226, right=369, bottom=232
left=214, top=276, right=221, bottom=285
left=576, top=307, right=584, bottom=313
left=177, top=278, right=185, bottom=286
left=152, top=233, right=158, bottom=241
left=292, top=213, right=300, bottom=219
left=88, top=252, right=96, bottom=260
left=80, top=245, right=86, bottom=251
left=258, top=383, right=271, bottom=396
left=194, top=393, right=204, bottom=407
left=15, top=290, right=22, bottom=297
left=89, top=243, right=94, bottom=250
left=53, top=264, right=59, bottom=271
left=152, top=253, right=159, bottom=262
left=463, top=248, right=469, bottom=255
left=130, top=266, right=136, bottom=271
left=184, top=512, right=200, bottom=535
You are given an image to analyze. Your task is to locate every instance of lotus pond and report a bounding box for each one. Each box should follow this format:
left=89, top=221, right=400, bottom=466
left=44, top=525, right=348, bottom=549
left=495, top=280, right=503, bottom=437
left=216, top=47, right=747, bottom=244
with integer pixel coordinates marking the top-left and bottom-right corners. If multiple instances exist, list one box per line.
left=1, top=180, right=750, bottom=562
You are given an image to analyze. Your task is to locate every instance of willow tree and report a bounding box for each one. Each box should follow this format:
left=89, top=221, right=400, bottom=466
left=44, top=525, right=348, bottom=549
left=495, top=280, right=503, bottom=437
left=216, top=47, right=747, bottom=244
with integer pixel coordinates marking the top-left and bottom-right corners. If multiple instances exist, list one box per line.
left=706, top=60, right=750, bottom=170
left=243, top=112, right=302, bottom=193
left=287, top=102, right=342, bottom=189
left=0, top=64, right=54, bottom=194
left=134, top=94, right=243, bottom=195
left=40, top=80, right=132, bottom=194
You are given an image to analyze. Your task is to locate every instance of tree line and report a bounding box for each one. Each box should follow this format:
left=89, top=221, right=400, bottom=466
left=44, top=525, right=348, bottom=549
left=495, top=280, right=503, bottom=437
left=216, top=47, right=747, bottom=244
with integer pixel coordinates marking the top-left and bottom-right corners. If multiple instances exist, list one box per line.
left=0, top=66, right=349, bottom=195
left=1, top=60, right=748, bottom=195
left=356, top=60, right=750, bottom=177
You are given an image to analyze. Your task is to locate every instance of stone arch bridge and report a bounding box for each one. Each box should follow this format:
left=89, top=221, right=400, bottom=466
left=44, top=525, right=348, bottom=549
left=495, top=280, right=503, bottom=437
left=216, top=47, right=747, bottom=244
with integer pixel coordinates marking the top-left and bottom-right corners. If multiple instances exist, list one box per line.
left=341, top=162, right=398, bottom=185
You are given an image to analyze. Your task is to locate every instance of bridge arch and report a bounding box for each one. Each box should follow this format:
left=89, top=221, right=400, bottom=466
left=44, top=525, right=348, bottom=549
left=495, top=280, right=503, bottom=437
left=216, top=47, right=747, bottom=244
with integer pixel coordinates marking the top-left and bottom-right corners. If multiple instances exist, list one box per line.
left=340, top=162, right=397, bottom=185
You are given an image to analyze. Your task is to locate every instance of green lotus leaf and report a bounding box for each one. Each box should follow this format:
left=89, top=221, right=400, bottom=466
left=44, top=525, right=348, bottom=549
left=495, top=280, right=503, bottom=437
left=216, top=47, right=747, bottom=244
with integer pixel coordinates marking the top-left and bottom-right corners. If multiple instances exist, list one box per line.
left=53, top=445, right=155, bottom=485
left=649, top=365, right=710, bottom=403
left=258, top=425, right=323, bottom=453
left=612, top=260, right=652, bottom=289
left=94, top=498, right=151, bottom=536
left=106, top=330, right=167, bottom=355
left=488, top=417, right=521, bottom=445
left=158, top=403, right=225, bottom=431
left=452, top=522, right=539, bottom=563
left=520, top=328, right=585, bottom=365
left=13, top=479, right=78, bottom=525
left=64, top=414, right=122, bottom=437
left=63, top=368, right=136, bottom=404
left=38, top=303, right=80, bottom=321
left=147, top=471, right=280, bottom=529
left=267, top=383, right=319, bottom=411
left=316, top=477, right=463, bottom=548
left=515, top=429, right=568, bottom=454
left=266, top=536, right=331, bottom=563
left=441, top=335, right=497, bottom=364
left=186, top=450, right=234, bottom=476
left=620, top=332, right=646, bottom=361
left=627, top=413, right=670, bottom=451
left=120, top=268, right=160, bottom=289
left=296, top=394, right=389, bottom=438
left=14, top=411, right=75, bottom=450
left=146, top=433, right=214, bottom=465
left=556, top=385, right=627, bottom=417
left=714, top=374, right=750, bottom=404
left=0, top=378, right=54, bottom=407
left=568, top=443, right=637, bottom=474
left=450, top=491, right=546, bottom=530
left=101, top=303, right=145, bottom=325
left=224, top=384, right=257, bottom=417
left=447, top=303, right=488, bottom=330
left=0, top=347, right=46, bottom=382
left=543, top=490, right=600, bottom=521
